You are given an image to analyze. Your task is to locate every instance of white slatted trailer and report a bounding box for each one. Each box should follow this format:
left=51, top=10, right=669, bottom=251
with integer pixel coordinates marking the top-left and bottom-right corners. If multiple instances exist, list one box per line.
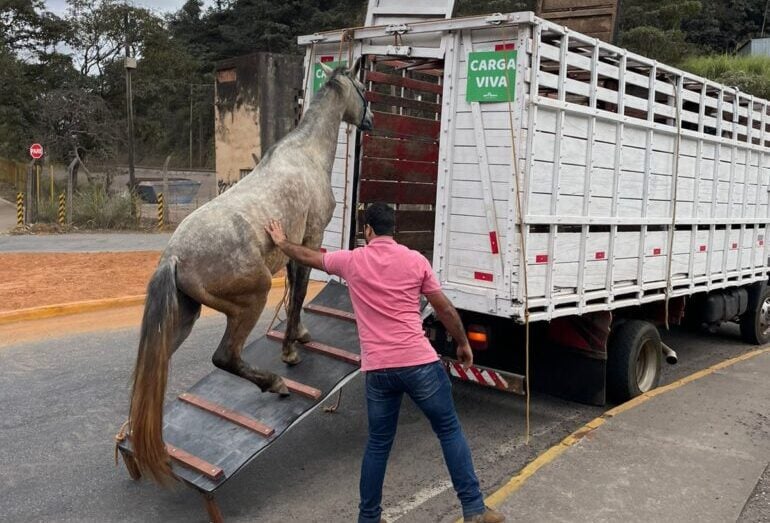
left=299, top=11, right=770, bottom=403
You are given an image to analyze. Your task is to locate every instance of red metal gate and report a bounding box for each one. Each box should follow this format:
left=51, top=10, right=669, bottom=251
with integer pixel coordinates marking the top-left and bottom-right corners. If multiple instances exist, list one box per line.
left=356, top=56, right=444, bottom=260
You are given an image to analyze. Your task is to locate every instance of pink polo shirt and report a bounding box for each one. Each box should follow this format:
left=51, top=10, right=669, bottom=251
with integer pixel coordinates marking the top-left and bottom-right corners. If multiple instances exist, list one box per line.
left=323, top=237, right=441, bottom=371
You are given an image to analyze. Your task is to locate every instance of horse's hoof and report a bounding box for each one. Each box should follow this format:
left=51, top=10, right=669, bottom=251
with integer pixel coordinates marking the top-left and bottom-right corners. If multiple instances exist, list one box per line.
left=268, top=377, right=290, bottom=397
left=297, top=329, right=312, bottom=344
left=282, top=351, right=302, bottom=366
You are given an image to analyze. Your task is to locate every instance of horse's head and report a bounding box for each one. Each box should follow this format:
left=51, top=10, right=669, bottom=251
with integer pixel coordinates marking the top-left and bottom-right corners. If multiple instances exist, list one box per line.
left=319, top=57, right=373, bottom=132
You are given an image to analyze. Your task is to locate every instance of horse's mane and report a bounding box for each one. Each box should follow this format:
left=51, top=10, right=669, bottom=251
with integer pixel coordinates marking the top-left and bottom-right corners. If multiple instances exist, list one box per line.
left=318, top=67, right=350, bottom=97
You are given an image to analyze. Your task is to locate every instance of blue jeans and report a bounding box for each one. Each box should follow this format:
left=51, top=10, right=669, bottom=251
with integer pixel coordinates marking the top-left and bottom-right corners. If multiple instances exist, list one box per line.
left=358, top=361, right=485, bottom=523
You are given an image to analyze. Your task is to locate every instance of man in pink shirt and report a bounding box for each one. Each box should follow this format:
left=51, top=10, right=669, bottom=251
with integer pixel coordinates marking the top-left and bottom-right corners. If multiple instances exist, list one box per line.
left=266, top=203, right=504, bottom=523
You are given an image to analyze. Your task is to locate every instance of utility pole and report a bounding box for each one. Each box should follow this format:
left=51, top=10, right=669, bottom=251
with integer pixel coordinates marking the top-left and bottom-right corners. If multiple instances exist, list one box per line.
left=189, top=84, right=194, bottom=169
left=124, top=8, right=137, bottom=188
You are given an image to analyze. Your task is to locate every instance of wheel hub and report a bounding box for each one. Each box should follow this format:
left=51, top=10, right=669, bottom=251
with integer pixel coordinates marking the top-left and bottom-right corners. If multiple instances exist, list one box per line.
left=635, top=340, right=658, bottom=392
left=759, top=297, right=770, bottom=339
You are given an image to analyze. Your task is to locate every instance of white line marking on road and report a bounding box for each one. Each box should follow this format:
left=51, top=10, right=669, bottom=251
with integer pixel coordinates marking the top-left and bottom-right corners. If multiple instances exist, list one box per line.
left=382, top=480, right=453, bottom=522
left=379, top=413, right=587, bottom=521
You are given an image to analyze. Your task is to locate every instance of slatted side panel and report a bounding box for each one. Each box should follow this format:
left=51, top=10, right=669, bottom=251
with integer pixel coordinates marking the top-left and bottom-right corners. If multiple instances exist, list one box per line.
left=517, top=21, right=770, bottom=320
left=440, top=28, right=523, bottom=298
left=357, top=57, right=443, bottom=259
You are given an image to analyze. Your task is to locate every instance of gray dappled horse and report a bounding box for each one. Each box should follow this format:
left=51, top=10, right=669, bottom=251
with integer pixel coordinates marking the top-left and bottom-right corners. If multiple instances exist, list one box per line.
left=128, top=59, right=373, bottom=484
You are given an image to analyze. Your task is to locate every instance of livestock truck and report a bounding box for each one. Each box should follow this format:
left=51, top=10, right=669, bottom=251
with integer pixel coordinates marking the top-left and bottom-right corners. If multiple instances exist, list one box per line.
left=298, top=3, right=770, bottom=404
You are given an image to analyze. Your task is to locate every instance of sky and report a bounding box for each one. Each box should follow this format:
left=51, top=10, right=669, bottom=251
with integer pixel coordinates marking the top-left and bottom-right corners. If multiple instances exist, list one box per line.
left=45, top=1, right=211, bottom=16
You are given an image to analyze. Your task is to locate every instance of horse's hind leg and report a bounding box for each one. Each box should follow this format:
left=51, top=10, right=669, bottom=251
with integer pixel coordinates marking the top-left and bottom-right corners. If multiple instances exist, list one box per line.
left=287, top=260, right=311, bottom=342
left=174, top=291, right=202, bottom=349
left=210, top=287, right=288, bottom=395
left=282, top=260, right=312, bottom=365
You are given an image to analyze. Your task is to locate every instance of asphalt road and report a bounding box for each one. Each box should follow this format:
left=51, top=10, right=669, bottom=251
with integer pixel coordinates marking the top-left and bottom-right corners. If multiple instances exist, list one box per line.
left=0, top=303, right=760, bottom=523
left=0, top=232, right=172, bottom=253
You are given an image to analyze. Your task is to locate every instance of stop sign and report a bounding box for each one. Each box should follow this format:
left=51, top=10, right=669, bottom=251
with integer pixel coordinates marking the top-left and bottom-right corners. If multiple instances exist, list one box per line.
left=29, top=143, right=43, bottom=159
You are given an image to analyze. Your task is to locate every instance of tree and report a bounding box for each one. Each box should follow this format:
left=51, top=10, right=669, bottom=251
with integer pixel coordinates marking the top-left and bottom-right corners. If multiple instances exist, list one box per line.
left=64, top=0, right=160, bottom=94
left=34, top=88, right=121, bottom=170
left=130, top=23, right=205, bottom=163
left=0, top=48, right=35, bottom=157
left=683, top=0, right=766, bottom=53
left=0, top=0, right=65, bottom=55
left=617, top=0, right=701, bottom=63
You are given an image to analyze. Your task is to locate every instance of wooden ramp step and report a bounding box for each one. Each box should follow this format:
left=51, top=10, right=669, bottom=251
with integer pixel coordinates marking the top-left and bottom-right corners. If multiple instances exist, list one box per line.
left=267, top=330, right=361, bottom=366
left=179, top=393, right=275, bottom=437
left=304, top=303, right=357, bottom=323
left=282, top=377, right=322, bottom=400
left=166, top=443, right=224, bottom=481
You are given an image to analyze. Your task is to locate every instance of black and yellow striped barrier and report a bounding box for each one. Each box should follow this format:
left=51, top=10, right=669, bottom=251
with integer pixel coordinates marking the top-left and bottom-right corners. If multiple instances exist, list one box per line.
left=16, top=192, right=23, bottom=227
left=58, top=193, right=65, bottom=227
left=157, top=193, right=164, bottom=230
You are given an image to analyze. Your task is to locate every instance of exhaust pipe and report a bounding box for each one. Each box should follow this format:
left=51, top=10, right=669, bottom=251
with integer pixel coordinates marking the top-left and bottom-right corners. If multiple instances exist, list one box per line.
left=661, top=343, right=678, bottom=365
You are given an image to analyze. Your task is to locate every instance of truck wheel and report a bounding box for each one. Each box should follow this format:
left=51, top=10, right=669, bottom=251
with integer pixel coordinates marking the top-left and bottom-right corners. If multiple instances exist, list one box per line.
left=607, top=320, right=662, bottom=402
left=740, top=285, right=770, bottom=345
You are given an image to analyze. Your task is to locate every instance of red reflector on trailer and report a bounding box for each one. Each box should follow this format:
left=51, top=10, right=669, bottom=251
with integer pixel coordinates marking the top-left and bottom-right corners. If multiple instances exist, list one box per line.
left=489, top=231, right=499, bottom=254
left=535, top=254, right=548, bottom=264
left=653, top=248, right=661, bottom=255
left=699, top=245, right=707, bottom=252
left=474, top=271, right=494, bottom=282
left=494, top=43, right=515, bottom=51
left=320, top=56, right=334, bottom=63
left=732, top=243, right=738, bottom=249
left=761, top=240, right=765, bottom=246
left=595, top=251, right=606, bottom=260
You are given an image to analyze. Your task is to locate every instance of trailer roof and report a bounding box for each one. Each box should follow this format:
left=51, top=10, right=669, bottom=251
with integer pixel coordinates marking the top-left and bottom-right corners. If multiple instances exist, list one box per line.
left=298, top=11, right=770, bottom=106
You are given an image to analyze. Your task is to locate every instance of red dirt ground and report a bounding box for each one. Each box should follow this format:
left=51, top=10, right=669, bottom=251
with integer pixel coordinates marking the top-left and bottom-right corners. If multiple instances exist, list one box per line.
left=0, top=251, right=161, bottom=312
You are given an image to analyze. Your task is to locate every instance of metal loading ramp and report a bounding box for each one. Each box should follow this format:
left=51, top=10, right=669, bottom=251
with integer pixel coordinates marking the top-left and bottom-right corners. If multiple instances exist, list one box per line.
left=118, top=280, right=361, bottom=520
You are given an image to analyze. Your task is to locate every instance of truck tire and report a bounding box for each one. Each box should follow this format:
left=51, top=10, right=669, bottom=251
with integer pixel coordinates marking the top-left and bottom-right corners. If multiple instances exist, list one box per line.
left=740, top=285, right=770, bottom=345
left=607, top=320, right=662, bottom=402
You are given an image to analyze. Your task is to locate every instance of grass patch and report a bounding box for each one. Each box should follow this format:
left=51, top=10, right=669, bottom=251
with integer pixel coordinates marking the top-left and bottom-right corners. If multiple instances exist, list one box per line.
left=681, top=55, right=770, bottom=99
left=72, top=184, right=138, bottom=230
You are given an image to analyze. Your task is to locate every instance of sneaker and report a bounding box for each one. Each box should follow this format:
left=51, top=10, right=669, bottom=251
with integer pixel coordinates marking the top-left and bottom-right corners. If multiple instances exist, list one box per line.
left=464, top=506, right=505, bottom=523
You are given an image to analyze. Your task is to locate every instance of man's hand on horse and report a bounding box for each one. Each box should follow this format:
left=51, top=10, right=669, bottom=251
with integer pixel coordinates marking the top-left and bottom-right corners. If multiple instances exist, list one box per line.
left=265, top=219, right=288, bottom=246
left=265, top=219, right=326, bottom=271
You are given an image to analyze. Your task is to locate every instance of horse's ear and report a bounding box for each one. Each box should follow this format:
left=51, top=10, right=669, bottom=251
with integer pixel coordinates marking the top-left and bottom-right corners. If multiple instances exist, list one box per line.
left=319, top=62, right=334, bottom=77
left=348, top=57, right=362, bottom=77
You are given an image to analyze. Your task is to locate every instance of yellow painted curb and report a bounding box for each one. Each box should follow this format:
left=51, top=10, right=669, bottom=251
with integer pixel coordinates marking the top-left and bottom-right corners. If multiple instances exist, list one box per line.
left=0, top=276, right=286, bottom=325
left=464, top=346, right=770, bottom=520
left=0, top=295, right=147, bottom=325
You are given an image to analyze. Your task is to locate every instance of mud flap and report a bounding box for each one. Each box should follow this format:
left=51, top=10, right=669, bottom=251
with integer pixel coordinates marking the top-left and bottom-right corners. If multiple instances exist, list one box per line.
left=530, top=311, right=611, bottom=406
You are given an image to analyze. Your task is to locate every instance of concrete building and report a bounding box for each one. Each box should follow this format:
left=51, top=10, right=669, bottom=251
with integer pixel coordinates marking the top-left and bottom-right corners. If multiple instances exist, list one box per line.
left=214, top=52, right=304, bottom=192
left=737, top=37, right=770, bottom=56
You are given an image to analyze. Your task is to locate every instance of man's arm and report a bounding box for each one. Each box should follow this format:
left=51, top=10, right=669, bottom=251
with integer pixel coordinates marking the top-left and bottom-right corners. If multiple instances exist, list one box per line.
left=265, top=219, right=325, bottom=271
left=426, top=291, right=473, bottom=369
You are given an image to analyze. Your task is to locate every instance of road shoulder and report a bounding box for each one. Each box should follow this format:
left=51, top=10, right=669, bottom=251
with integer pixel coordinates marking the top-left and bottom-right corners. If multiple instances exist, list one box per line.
left=494, top=350, right=770, bottom=522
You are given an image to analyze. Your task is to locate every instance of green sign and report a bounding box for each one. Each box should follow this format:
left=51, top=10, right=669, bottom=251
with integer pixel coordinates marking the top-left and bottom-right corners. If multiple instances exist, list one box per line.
left=313, top=60, right=346, bottom=93
left=466, top=51, right=517, bottom=103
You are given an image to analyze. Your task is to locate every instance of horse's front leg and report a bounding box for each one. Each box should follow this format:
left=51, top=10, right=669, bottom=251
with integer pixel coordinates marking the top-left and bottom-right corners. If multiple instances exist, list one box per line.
left=282, top=259, right=312, bottom=365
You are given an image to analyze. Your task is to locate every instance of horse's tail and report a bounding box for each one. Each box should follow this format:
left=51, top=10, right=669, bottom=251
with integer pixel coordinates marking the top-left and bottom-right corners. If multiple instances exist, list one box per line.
left=128, top=257, right=179, bottom=485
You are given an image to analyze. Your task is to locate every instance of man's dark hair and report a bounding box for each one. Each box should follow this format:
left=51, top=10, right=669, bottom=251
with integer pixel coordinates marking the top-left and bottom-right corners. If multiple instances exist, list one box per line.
left=364, top=203, right=395, bottom=236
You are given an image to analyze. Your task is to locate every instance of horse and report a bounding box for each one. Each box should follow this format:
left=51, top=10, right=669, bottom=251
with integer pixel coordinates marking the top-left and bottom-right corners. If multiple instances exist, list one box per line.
left=128, top=58, right=373, bottom=484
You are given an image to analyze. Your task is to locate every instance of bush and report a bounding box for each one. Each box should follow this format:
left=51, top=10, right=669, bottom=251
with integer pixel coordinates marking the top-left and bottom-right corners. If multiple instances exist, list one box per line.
left=72, top=184, right=137, bottom=229
left=36, top=198, right=59, bottom=223
left=681, top=55, right=770, bottom=99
